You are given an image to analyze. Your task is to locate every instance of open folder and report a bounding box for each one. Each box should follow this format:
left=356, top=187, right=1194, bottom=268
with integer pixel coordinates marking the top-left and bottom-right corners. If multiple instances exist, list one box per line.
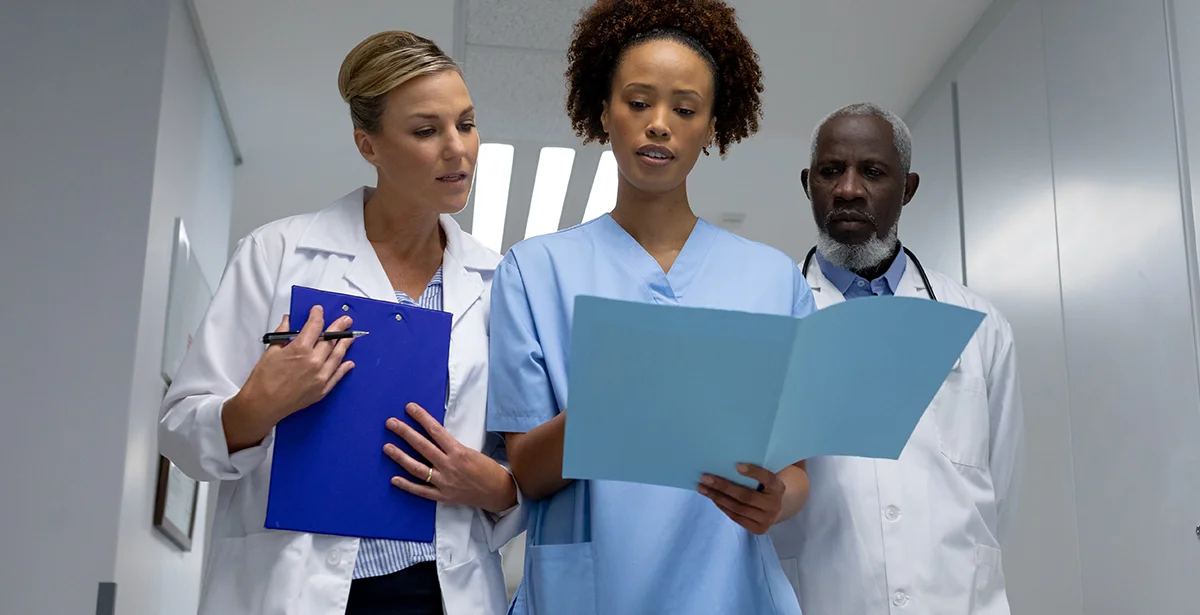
left=264, top=285, right=451, bottom=541
left=561, top=295, right=986, bottom=490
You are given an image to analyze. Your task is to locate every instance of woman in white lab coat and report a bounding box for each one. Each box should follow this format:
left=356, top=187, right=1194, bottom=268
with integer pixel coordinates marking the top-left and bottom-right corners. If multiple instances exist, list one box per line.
left=159, top=31, right=523, bottom=615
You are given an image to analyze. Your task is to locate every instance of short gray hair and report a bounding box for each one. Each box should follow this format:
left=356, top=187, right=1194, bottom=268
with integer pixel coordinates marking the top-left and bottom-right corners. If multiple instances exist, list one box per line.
left=809, top=102, right=913, bottom=174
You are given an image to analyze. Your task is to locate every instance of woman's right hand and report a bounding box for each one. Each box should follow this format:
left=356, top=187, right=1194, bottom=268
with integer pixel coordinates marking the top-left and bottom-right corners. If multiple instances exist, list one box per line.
left=222, top=305, right=356, bottom=452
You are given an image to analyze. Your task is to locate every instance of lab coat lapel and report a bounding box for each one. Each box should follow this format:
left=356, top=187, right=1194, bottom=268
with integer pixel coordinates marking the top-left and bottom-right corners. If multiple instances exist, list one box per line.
left=894, top=255, right=960, bottom=369
left=336, top=197, right=395, bottom=303
left=342, top=241, right=396, bottom=303
left=804, top=262, right=845, bottom=310
left=442, top=260, right=484, bottom=331
left=440, top=215, right=487, bottom=331
left=893, top=261, right=926, bottom=301
left=297, top=188, right=493, bottom=321
left=295, top=187, right=397, bottom=303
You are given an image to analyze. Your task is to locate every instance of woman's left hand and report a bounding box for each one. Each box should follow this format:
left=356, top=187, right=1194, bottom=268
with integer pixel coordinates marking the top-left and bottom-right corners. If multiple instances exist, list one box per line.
left=383, top=403, right=517, bottom=514
left=697, top=464, right=786, bottom=535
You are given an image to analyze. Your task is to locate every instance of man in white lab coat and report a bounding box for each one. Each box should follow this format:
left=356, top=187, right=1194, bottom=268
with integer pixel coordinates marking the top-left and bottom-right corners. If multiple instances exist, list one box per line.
left=770, top=103, right=1024, bottom=615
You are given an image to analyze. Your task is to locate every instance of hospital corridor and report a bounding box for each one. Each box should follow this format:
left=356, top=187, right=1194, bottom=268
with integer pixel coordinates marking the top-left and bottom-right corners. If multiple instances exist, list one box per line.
left=3, top=0, right=1200, bottom=614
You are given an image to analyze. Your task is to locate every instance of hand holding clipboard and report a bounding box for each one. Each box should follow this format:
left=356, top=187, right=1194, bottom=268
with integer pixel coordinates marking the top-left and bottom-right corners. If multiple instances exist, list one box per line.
left=265, top=286, right=452, bottom=542
left=223, top=305, right=359, bottom=453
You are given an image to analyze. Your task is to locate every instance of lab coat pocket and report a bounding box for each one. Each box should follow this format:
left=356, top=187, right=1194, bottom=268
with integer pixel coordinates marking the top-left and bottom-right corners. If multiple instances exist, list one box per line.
left=526, top=542, right=599, bottom=615
left=199, top=530, right=307, bottom=615
left=931, top=369, right=990, bottom=469
left=969, top=544, right=1007, bottom=614
left=440, top=554, right=504, bottom=613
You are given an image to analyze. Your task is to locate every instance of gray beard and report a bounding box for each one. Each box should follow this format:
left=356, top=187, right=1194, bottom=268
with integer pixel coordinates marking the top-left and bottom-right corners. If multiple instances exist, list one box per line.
left=816, top=223, right=900, bottom=273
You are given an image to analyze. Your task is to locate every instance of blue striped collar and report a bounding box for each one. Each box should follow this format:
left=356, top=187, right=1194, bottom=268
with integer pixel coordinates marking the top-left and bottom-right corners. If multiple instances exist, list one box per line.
left=394, top=266, right=443, bottom=305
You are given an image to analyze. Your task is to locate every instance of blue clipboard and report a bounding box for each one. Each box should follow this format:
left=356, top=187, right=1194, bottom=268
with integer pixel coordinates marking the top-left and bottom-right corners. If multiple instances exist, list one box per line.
left=264, top=285, right=451, bottom=541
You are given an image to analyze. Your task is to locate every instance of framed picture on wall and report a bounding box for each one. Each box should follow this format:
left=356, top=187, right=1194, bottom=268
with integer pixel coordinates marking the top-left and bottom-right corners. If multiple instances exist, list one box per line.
left=153, top=455, right=200, bottom=551
left=161, top=217, right=213, bottom=385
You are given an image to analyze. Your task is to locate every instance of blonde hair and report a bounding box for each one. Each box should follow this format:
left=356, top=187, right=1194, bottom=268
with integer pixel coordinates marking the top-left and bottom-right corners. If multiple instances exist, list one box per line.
left=338, top=30, right=461, bottom=133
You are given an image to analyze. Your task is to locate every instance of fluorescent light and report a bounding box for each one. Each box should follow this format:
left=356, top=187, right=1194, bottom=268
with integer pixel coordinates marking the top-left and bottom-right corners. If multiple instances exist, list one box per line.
left=581, top=150, right=617, bottom=223
left=471, top=143, right=515, bottom=253
left=524, top=147, right=576, bottom=239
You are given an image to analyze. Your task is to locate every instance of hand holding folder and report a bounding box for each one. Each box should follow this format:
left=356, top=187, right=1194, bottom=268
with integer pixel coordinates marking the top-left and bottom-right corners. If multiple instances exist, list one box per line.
left=265, top=286, right=452, bottom=542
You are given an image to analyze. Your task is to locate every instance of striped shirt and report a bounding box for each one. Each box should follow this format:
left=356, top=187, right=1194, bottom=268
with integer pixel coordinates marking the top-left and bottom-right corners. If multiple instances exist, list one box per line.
left=353, top=266, right=444, bottom=580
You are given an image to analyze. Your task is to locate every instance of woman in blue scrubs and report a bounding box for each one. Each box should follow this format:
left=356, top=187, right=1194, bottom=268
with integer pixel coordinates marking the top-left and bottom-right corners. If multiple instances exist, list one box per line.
left=487, top=1, right=815, bottom=613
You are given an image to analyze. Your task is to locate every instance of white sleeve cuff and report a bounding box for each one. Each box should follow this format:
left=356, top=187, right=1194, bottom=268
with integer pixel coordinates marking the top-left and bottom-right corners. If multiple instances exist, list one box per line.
left=483, top=466, right=527, bottom=551
left=195, top=396, right=274, bottom=480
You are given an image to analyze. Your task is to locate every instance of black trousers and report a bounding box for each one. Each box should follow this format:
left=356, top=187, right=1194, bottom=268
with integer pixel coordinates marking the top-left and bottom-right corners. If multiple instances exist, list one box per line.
left=345, top=561, right=443, bottom=615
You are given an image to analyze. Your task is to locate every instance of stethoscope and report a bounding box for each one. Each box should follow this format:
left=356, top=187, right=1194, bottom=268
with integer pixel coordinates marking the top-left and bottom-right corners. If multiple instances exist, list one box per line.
left=801, top=245, right=939, bottom=302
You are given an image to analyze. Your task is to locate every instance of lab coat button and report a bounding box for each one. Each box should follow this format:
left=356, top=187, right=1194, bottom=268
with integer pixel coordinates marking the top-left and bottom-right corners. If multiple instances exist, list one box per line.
left=892, top=591, right=908, bottom=607
left=885, top=505, right=901, bottom=521
left=326, top=550, right=340, bottom=566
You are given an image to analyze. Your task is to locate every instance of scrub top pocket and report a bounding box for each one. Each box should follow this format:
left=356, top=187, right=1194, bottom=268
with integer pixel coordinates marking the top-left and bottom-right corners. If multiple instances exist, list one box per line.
left=526, top=542, right=599, bottom=615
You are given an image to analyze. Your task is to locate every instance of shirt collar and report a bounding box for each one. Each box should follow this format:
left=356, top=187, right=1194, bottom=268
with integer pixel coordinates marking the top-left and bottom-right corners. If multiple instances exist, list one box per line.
left=815, top=246, right=908, bottom=296
left=394, top=266, right=443, bottom=304
left=295, top=186, right=499, bottom=272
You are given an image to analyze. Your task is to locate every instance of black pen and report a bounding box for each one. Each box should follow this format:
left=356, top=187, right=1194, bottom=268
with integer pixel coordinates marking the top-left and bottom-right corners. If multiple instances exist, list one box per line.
left=262, top=330, right=369, bottom=344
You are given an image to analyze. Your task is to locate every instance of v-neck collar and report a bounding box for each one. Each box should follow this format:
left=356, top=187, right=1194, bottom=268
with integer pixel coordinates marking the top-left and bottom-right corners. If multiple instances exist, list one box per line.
left=596, top=213, right=718, bottom=303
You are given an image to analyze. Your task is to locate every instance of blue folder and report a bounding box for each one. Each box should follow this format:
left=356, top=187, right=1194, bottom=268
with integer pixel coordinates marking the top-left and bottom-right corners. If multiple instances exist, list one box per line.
left=264, top=285, right=451, bottom=541
left=562, top=295, right=986, bottom=490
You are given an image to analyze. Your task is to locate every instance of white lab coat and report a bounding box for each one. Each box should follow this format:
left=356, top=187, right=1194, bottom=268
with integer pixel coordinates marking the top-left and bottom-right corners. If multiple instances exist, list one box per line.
left=770, top=257, right=1024, bottom=615
left=159, top=187, right=524, bottom=615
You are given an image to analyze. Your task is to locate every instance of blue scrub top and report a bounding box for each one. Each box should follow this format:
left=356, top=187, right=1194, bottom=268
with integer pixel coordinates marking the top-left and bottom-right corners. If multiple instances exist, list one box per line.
left=488, top=214, right=814, bottom=615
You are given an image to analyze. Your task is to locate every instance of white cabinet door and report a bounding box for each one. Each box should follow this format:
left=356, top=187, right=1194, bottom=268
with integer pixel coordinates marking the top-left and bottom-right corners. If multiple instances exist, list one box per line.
left=957, top=2, right=1083, bottom=613
left=1043, top=0, right=1200, bottom=612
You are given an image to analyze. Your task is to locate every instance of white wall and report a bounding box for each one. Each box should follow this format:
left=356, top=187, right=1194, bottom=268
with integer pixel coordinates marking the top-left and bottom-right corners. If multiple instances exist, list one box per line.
left=221, top=3, right=457, bottom=244
left=908, top=0, right=1200, bottom=612
left=0, top=1, right=171, bottom=613
left=1041, top=2, right=1200, bottom=612
left=954, top=3, right=1083, bottom=612
left=1173, top=0, right=1200, bottom=274
left=112, top=0, right=236, bottom=613
left=223, top=0, right=962, bottom=263
left=905, top=82, right=965, bottom=284
left=0, top=1, right=234, bottom=612
left=688, top=134, right=815, bottom=261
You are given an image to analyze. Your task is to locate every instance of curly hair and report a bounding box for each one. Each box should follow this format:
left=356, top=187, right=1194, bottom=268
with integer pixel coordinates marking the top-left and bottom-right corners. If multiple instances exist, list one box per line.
left=565, top=0, right=764, bottom=157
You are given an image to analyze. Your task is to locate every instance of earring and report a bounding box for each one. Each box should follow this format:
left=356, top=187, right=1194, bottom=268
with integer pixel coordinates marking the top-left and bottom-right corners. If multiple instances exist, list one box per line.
left=702, top=146, right=710, bottom=157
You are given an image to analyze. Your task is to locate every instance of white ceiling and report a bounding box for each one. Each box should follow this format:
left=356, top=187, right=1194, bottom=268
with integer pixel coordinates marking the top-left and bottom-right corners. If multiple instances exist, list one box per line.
left=193, top=0, right=992, bottom=255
